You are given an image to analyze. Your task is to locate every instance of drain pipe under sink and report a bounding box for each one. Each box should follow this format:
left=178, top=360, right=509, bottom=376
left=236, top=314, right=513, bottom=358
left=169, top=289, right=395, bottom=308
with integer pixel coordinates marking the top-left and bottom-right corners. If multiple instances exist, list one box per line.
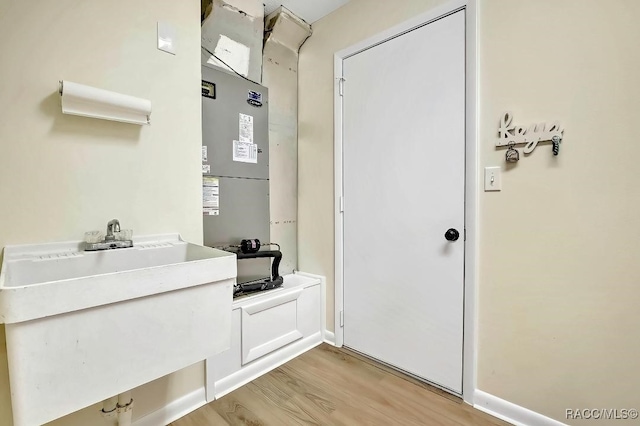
left=101, top=392, right=134, bottom=425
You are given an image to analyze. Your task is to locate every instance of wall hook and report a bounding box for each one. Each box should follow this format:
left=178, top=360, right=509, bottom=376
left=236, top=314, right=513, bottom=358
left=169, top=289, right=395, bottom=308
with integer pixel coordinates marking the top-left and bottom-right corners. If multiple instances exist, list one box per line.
left=496, top=112, right=564, bottom=154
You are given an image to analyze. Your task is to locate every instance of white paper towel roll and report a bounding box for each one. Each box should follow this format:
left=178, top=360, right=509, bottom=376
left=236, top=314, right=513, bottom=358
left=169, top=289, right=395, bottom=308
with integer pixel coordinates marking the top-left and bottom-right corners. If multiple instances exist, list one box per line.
left=60, top=81, right=152, bottom=125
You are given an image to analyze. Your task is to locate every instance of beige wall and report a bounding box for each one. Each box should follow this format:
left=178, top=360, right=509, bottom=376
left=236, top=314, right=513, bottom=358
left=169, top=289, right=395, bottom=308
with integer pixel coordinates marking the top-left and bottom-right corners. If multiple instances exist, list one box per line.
left=478, top=0, right=640, bottom=423
left=299, top=0, right=640, bottom=424
left=0, top=1, right=204, bottom=424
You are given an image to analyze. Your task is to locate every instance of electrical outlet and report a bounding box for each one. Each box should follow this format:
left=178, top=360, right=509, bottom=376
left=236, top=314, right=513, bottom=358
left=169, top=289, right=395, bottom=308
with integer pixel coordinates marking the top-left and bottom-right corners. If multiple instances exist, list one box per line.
left=484, top=166, right=502, bottom=191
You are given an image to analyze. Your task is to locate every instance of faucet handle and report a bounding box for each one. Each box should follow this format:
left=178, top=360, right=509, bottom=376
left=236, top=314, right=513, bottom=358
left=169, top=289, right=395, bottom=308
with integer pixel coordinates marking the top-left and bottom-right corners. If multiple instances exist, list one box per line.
left=107, top=219, right=121, bottom=232
left=105, top=219, right=121, bottom=241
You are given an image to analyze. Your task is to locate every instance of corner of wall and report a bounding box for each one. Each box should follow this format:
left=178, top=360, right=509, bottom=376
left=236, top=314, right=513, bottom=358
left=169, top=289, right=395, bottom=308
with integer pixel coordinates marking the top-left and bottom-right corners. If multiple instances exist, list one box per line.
left=262, top=7, right=312, bottom=276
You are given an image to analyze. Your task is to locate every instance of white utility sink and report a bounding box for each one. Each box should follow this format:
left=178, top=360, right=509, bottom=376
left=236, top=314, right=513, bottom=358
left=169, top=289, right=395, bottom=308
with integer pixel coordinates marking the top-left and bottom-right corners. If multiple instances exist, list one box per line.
left=0, top=234, right=236, bottom=426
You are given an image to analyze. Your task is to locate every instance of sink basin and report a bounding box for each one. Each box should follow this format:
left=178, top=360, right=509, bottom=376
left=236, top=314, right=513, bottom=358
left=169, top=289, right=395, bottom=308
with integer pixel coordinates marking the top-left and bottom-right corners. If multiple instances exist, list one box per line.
left=0, top=234, right=236, bottom=426
left=0, top=233, right=235, bottom=323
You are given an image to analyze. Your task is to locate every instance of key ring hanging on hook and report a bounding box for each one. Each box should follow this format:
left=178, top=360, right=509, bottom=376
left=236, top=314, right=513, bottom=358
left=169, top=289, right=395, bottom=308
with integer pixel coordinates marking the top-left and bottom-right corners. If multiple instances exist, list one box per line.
left=552, top=136, right=561, bottom=156
left=506, top=142, right=520, bottom=163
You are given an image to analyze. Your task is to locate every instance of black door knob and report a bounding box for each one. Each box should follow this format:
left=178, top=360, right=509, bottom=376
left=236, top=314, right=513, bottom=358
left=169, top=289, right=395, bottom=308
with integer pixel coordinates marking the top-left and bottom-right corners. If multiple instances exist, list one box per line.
left=444, top=228, right=460, bottom=241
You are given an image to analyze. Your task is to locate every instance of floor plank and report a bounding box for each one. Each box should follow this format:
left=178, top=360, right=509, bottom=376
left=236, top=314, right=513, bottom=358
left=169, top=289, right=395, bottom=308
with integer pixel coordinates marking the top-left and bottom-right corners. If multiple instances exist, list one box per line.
left=171, top=345, right=509, bottom=426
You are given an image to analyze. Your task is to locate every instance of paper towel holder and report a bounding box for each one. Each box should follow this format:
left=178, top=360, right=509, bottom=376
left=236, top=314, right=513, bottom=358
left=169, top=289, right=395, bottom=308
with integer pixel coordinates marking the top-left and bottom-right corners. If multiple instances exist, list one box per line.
left=59, top=80, right=152, bottom=125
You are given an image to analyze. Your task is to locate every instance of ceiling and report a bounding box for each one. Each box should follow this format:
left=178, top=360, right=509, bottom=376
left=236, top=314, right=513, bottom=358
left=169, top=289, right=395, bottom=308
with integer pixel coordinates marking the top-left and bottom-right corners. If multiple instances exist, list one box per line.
left=263, top=0, right=350, bottom=23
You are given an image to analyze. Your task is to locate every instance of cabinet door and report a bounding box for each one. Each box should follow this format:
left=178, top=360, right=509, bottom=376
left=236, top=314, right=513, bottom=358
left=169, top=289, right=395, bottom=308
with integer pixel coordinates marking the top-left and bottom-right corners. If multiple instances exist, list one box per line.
left=241, top=288, right=304, bottom=364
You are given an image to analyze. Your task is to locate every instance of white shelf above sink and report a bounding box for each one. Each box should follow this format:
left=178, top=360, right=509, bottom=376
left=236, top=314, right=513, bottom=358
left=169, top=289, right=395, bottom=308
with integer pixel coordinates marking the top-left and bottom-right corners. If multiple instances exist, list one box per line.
left=0, top=234, right=237, bottom=426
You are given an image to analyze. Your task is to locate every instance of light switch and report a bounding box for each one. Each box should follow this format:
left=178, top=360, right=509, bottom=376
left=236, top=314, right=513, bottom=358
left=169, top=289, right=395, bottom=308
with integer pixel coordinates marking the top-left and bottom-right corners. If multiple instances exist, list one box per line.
left=157, top=22, right=176, bottom=55
left=484, top=166, right=502, bottom=191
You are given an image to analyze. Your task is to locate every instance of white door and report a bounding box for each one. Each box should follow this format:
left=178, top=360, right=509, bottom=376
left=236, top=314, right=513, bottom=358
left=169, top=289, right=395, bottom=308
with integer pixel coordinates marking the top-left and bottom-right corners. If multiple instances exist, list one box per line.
left=342, top=11, right=465, bottom=393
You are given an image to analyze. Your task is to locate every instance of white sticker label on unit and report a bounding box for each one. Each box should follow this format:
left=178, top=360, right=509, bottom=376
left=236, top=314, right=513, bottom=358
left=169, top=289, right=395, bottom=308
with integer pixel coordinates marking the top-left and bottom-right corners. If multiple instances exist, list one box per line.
left=239, top=113, right=254, bottom=143
left=233, top=140, right=257, bottom=163
left=203, top=195, right=219, bottom=208
left=202, top=164, right=210, bottom=174
left=203, top=177, right=219, bottom=215
left=203, top=176, right=219, bottom=186
left=202, top=146, right=208, bottom=162
left=203, top=185, right=219, bottom=196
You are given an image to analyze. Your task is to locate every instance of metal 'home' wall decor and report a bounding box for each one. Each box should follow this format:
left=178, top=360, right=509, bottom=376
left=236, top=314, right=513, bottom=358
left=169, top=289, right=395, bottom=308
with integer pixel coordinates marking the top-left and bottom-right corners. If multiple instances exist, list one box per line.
left=496, top=112, right=564, bottom=163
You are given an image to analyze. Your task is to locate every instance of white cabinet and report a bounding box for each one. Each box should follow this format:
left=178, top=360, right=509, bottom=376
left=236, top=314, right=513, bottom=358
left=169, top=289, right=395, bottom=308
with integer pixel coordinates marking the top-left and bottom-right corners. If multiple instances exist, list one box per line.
left=205, top=273, right=324, bottom=401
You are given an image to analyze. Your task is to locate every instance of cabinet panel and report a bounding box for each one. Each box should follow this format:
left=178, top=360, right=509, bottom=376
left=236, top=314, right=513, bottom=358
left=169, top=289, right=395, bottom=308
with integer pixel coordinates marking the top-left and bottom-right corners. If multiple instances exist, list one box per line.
left=241, top=288, right=303, bottom=364
left=205, top=274, right=324, bottom=401
left=297, top=284, right=321, bottom=336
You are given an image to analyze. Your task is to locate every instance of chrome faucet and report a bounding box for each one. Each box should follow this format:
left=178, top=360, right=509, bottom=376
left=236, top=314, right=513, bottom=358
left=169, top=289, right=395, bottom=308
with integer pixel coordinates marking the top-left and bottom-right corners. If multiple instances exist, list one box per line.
left=105, top=219, right=120, bottom=241
left=84, top=219, right=132, bottom=251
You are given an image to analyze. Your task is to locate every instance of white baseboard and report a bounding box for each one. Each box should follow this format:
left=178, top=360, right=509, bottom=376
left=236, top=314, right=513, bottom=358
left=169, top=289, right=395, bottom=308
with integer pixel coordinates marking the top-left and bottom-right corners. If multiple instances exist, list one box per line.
left=213, top=333, right=323, bottom=399
left=474, top=390, right=567, bottom=426
left=133, top=387, right=207, bottom=426
left=323, top=330, right=336, bottom=346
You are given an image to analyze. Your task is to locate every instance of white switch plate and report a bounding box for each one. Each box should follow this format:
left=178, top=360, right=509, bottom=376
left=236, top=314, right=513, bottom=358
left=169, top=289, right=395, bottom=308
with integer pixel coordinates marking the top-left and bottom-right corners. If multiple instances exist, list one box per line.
left=157, top=22, right=176, bottom=55
left=484, top=166, right=502, bottom=191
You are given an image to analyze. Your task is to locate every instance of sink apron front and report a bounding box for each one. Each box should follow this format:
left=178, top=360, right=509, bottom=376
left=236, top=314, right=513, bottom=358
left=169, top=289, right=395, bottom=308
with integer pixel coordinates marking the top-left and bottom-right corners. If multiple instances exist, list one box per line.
left=0, top=234, right=235, bottom=426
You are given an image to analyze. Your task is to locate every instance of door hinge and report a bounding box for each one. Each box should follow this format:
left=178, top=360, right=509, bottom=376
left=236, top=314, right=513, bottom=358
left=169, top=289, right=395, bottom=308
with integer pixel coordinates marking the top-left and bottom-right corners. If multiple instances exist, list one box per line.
left=340, top=310, right=344, bottom=327
left=339, top=196, right=344, bottom=213
left=464, top=228, right=467, bottom=241
left=338, top=77, right=346, bottom=96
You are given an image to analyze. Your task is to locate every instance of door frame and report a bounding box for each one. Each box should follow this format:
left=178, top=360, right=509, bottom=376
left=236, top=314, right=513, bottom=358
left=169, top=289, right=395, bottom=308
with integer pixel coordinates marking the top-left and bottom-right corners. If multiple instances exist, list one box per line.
left=333, top=0, right=478, bottom=404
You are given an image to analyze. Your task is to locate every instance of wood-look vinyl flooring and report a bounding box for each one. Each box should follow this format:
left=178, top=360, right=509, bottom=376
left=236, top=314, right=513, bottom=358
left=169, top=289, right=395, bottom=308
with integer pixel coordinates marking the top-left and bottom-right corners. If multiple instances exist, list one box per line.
left=171, top=344, right=509, bottom=426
